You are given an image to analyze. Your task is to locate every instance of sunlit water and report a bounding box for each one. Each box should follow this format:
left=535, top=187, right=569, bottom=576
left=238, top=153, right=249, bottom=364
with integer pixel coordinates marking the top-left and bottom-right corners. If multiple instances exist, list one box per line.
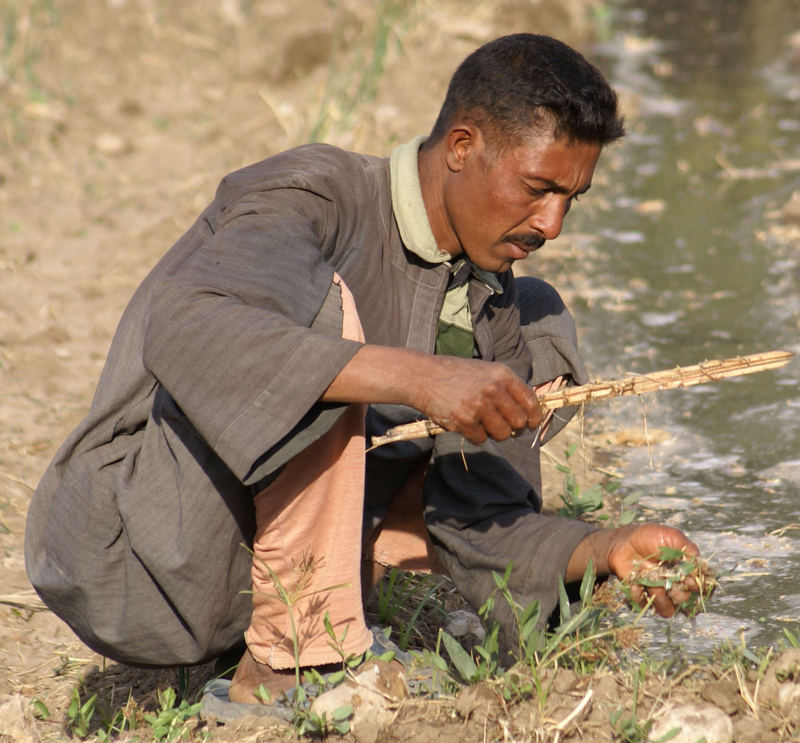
left=531, top=0, right=800, bottom=653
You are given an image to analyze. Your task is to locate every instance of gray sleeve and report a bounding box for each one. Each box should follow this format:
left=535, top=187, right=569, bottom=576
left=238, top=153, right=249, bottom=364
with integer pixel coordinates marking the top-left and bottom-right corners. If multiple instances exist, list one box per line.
left=423, top=431, right=597, bottom=654
left=142, top=188, right=362, bottom=483
left=516, top=276, right=588, bottom=444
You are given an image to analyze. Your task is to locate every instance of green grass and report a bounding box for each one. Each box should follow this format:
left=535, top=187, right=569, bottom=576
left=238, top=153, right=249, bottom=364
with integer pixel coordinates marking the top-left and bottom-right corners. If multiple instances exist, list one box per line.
left=556, top=444, right=642, bottom=525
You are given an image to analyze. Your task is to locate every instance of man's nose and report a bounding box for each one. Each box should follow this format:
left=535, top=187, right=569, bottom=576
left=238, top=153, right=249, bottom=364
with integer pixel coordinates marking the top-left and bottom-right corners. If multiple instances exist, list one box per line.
left=529, top=195, right=566, bottom=240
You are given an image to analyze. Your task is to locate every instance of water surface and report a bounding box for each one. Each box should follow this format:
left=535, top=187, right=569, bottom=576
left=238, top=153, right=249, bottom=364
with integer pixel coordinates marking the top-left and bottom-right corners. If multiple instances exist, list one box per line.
left=534, top=0, right=800, bottom=652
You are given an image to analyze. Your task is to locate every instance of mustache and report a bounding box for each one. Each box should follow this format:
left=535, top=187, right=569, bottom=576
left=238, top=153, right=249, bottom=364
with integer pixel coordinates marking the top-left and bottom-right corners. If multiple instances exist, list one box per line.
left=503, top=232, right=546, bottom=251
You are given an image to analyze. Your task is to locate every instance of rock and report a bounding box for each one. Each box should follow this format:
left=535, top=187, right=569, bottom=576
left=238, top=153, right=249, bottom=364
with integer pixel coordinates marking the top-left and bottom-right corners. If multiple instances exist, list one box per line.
left=700, top=679, right=744, bottom=715
left=445, top=609, right=485, bottom=641
left=311, top=659, right=408, bottom=733
left=759, top=649, right=800, bottom=713
left=553, top=667, right=579, bottom=694
left=648, top=702, right=732, bottom=743
left=454, top=683, right=497, bottom=721
left=732, top=716, right=778, bottom=743
left=94, top=132, right=130, bottom=156
left=0, top=694, right=41, bottom=743
left=353, top=720, right=379, bottom=743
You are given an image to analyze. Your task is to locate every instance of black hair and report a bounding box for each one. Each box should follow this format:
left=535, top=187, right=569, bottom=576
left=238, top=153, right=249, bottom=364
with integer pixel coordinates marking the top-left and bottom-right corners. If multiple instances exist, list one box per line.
left=428, top=34, right=625, bottom=149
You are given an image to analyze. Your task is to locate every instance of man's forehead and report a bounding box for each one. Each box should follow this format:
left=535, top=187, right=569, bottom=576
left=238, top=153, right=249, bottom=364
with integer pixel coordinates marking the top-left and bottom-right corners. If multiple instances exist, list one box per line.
left=510, top=135, right=601, bottom=189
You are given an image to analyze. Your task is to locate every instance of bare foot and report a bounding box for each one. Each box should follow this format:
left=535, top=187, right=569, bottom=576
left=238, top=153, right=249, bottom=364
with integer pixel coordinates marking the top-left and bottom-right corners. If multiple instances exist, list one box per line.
left=228, top=648, right=297, bottom=704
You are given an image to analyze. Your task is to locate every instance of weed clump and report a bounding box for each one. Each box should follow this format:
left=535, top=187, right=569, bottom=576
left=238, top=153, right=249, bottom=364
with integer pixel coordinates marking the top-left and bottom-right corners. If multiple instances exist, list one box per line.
left=625, top=545, right=718, bottom=617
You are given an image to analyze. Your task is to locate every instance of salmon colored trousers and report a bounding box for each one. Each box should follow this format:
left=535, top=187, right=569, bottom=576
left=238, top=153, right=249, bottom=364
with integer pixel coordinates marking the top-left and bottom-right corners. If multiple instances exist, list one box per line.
left=244, top=275, right=443, bottom=669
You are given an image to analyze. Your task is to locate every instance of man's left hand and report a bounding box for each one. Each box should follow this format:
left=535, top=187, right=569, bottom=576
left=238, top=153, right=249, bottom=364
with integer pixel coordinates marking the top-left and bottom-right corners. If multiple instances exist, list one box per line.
left=567, top=523, right=700, bottom=618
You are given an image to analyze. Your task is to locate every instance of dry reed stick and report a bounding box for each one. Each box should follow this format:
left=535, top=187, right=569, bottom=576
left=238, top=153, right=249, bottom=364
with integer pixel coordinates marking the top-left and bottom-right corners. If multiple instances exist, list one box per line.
left=370, top=350, right=794, bottom=449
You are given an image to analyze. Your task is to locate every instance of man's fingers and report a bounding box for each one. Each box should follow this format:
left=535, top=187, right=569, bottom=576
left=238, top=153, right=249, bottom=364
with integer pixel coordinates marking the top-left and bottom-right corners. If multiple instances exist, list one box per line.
left=478, top=408, right=514, bottom=442
left=649, top=587, right=677, bottom=618
left=628, top=583, right=647, bottom=609
left=507, top=384, right=543, bottom=429
left=631, top=581, right=679, bottom=617
left=493, top=394, right=532, bottom=435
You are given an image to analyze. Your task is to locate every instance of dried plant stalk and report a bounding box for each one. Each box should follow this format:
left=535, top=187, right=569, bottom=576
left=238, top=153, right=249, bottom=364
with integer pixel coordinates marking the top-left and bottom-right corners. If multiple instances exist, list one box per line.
left=0, top=590, right=46, bottom=611
left=370, top=350, right=794, bottom=448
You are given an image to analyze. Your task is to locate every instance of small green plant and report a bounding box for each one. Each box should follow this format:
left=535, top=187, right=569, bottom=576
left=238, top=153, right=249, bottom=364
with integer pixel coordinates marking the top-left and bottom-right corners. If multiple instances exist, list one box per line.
left=375, top=568, right=447, bottom=650
left=242, top=545, right=348, bottom=691
left=608, top=657, right=672, bottom=743
left=610, top=708, right=663, bottom=743
left=321, top=611, right=397, bottom=683
left=436, top=561, right=622, bottom=708
left=95, top=698, right=139, bottom=742
left=556, top=444, right=605, bottom=518
left=295, top=704, right=353, bottom=738
left=143, top=687, right=202, bottom=743
left=440, top=627, right=494, bottom=684
left=254, top=683, right=272, bottom=704
left=66, top=687, right=96, bottom=738
left=30, top=697, right=51, bottom=721
left=556, top=444, right=640, bottom=524
left=33, top=668, right=139, bottom=740
left=711, top=630, right=772, bottom=674
left=242, top=548, right=369, bottom=739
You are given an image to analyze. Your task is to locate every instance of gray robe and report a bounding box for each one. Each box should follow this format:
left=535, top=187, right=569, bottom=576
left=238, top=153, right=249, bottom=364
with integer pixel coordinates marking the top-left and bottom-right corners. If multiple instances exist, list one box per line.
left=25, top=144, right=595, bottom=666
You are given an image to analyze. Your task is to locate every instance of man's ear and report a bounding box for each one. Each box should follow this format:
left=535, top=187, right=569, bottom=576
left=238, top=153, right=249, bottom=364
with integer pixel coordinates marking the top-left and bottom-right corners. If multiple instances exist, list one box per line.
left=444, top=124, right=481, bottom=173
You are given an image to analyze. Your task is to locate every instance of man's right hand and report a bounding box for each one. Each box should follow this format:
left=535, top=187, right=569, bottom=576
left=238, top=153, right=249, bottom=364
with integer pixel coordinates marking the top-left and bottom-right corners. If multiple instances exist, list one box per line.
left=412, top=353, right=543, bottom=443
left=321, top=345, right=542, bottom=445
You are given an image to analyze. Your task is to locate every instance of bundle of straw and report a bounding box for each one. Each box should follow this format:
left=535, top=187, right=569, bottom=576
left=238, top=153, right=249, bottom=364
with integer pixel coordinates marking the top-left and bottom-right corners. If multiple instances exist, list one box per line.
left=370, top=350, right=794, bottom=448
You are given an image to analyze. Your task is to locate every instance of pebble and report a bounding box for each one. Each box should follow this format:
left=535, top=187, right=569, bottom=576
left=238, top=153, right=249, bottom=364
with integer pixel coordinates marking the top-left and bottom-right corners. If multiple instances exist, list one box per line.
left=759, top=648, right=800, bottom=714
left=699, top=678, right=743, bottom=715
left=455, top=683, right=497, bottom=721
left=94, top=132, right=130, bottom=156
left=444, top=609, right=485, bottom=640
left=648, top=702, right=732, bottom=743
left=311, top=659, right=408, bottom=735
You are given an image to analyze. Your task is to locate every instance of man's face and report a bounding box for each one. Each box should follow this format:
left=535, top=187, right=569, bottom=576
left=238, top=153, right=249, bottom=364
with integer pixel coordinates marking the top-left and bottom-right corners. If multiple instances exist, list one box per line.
left=442, top=128, right=601, bottom=273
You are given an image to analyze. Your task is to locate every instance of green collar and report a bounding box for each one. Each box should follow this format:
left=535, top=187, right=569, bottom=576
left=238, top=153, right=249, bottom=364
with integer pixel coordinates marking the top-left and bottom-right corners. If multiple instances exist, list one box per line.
left=389, top=136, right=503, bottom=295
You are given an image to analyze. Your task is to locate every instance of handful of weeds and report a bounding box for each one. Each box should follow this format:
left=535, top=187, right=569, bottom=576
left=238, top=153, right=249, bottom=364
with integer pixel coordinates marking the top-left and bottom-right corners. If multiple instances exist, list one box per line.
left=625, top=545, right=717, bottom=617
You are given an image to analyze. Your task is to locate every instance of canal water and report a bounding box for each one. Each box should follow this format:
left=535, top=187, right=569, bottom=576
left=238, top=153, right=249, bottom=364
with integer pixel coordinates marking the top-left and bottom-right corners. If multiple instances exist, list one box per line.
left=532, top=0, right=800, bottom=653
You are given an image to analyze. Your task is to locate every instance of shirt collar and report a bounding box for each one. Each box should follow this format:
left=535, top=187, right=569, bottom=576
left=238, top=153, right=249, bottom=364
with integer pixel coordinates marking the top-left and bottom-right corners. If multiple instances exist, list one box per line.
left=389, top=135, right=503, bottom=294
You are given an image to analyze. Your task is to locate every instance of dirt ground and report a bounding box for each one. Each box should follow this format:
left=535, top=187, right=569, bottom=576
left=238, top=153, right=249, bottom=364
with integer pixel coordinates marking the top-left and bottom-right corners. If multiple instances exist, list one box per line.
left=1, top=1, right=798, bottom=741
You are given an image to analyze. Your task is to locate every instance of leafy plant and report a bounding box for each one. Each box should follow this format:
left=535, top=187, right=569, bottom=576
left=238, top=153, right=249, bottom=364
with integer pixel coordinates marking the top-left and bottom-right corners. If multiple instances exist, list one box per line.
left=143, top=687, right=202, bottom=743
left=242, top=545, right=348, bottom=691
left=435, top=561, right=623, bottom=710
left=30, top=697, right=51, bottom=721
left=295, top=704, right=353, bottom=738
left=556, top=444, right=605, bottom=519
left=375, top=568, right=448, bottom=649
left=66, top=687, right=96, bottom=738
left=711, top=631, right=772, bottom=673
left=556, top=444, right=642, bottom=526
left=610, top=708, right=662, bottom=743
